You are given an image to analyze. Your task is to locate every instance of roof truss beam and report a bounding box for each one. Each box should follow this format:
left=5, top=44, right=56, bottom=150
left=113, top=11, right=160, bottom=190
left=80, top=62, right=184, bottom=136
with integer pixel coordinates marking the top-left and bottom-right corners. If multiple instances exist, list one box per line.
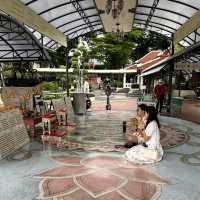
left=0, top=35, right=22, bottom=59
left=70, top=0, right=95, bottom=32
left=174, top=10, right=200, bottom=44
left=145, top=0, right=160, bottom=28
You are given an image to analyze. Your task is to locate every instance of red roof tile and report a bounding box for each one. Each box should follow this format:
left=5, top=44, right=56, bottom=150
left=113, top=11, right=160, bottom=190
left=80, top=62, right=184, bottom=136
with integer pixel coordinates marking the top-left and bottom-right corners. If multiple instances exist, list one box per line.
left=127, top=50, right=170, bottom=71
left=137, top=51, right=161, bottom=64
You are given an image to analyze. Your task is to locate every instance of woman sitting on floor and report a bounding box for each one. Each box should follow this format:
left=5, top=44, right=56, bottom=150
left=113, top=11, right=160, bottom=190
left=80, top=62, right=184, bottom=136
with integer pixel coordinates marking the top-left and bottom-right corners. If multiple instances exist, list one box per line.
left=124, top=104, right=149, bottom=148
left=125, top=106, right=163, bottom=164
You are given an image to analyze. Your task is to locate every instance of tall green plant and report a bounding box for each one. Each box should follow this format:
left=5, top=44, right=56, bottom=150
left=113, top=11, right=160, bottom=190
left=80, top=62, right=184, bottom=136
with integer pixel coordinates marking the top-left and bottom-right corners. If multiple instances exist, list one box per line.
left=132, top=31, right=171, bottom=61
left=89, top=32, right=140, bottom=69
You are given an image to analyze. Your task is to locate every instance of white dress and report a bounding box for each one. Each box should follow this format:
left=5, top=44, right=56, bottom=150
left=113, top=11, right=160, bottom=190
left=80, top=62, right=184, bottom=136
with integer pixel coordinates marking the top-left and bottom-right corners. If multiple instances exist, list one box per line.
left=125, top=121, right=163, bottom=164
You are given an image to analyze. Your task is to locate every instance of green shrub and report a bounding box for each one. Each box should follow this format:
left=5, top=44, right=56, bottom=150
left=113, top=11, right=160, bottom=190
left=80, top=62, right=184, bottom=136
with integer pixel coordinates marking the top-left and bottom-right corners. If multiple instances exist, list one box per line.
left=42, top=81, right=59, bottom=92
left=43, top=94, right=64, bottom=100
left=131, top=83, right=139, bottom=89
left=112, top=80, right=123, bottom=88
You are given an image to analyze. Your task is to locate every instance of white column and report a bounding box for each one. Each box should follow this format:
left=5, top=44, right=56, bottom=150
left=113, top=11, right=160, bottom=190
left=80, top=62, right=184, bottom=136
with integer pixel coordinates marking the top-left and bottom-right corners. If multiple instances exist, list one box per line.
left=0, top=94, right=3, bottom=105
left=140, top=76, right=143, bottom=90
left=123, top=73, right=127, bottom=88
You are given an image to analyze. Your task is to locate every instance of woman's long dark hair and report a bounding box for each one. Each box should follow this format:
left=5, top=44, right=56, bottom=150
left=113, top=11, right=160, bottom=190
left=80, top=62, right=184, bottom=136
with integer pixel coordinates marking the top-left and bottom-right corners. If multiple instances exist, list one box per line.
left=138, top=104, right=148, bottom=113
left=145, top=106, right=160, bottom=128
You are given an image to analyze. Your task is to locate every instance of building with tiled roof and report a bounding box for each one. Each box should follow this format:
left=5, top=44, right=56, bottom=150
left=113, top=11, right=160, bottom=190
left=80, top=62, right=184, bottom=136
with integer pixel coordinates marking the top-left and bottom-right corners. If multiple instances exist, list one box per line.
left=126, top=50, right=170, bottom=90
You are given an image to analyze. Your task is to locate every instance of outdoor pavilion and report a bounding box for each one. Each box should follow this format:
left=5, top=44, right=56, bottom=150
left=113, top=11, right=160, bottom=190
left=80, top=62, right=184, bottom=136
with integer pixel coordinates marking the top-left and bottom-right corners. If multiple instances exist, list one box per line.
left=0, top=1, right=200, bottom=200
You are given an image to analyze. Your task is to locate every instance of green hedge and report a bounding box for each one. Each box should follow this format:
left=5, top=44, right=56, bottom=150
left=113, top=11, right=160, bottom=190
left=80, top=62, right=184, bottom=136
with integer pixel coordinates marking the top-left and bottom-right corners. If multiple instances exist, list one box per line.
left=42, top=81, right=59, bottom=92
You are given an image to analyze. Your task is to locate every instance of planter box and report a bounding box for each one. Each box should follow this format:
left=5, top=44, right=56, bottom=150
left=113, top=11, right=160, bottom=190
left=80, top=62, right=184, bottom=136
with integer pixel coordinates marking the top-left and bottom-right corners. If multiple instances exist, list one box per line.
left=73, top=93, right=86, bottom=114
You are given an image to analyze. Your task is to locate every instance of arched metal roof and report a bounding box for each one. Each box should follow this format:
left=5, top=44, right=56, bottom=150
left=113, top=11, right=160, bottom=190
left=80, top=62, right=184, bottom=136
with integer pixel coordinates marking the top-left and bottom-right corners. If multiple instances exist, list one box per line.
left=17, top=0, right=200, bottom=49
left=21, top=0, right=103, bottom=44
left=0, top=12, right=49, bottom=61
left=134, top=0, right=200, bottom=48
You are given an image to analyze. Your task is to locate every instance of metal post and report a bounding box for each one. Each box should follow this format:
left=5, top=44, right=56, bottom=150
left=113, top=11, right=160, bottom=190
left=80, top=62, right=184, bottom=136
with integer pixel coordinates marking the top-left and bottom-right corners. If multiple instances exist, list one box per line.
left=66, top=39, right=70, bottom=97
left=167, top=34, right=175, bottom=112
left=105, top=81, right=112, bottom=110
left=0, top=64, right=5, bottom=87
left=77, top=53, right=81, bottom=92
left=178, top=70, right=181, bottom=97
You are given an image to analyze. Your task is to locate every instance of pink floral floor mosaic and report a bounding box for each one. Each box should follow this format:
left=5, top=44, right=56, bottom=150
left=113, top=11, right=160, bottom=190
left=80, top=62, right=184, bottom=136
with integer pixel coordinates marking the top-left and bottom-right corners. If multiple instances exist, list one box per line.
left=35, top=155, right=169, bottom=200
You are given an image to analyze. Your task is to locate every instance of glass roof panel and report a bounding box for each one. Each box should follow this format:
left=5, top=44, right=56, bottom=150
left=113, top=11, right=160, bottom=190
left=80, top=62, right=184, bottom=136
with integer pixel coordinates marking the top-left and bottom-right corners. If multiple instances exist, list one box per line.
left=153, top=9, right=188, bottom=25
left=79, top=0, right=95, bottom=8
left=158, top=0, right=197, bottom=16
left=51, top=13, right=81, bottom=28
left=61, top=20, right=86, bottom=32
left=40, top=4, right=75, bottom=23
left=24, top=0, right=71, bottom=14
left=151, top=17, right=181, bottom=30
left=66, top=22, right=102, bottom=35
left=138, top=0, right=154, bottom=6
left=83, top=9, right=99, bottom=16
left=136, top=7, right=151, bottom=14
left=69, top=25, right=102, bottom=39
left=134, top=14, right=148, bottom=21
left=61, top=18, right=101, bottom=33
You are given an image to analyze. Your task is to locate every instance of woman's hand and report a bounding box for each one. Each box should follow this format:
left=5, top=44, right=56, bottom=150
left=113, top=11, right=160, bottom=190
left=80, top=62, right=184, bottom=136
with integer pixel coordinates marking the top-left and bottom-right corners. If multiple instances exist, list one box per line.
left=137, top=129, right=145, bottom=138
left=133, top=132, right=140, bottom=137
left=127, top=132, right=139, bottom=137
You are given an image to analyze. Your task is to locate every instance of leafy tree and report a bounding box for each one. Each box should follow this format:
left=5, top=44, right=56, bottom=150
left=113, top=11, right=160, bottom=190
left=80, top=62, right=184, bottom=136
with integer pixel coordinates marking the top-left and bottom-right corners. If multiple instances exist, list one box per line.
left=48, top=29, right=170, bottom=70
left=132, top=31, right=171, bottom=61
left=174, top=43, right=184, bottom=53
left=89, top=31, right=140, bottom=69
left=89, top=28, right=170, bottom=69
left=48, top=39, right=78, bottom=68
left=48, top=46, right=66, bottom=68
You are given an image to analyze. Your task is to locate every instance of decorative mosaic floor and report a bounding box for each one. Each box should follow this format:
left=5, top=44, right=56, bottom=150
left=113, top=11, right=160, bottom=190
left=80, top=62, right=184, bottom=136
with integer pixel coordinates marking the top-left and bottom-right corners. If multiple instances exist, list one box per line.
left=40, top=102, right=189, bottom=152
left=35, top=155, right=169, bottom=200
left=49, top=116, right=189, bottom=153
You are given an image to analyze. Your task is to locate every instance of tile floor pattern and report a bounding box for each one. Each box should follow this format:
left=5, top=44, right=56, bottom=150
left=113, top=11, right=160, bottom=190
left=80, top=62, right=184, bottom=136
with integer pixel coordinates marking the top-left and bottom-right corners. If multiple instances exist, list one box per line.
left=51, top=112, right=189, bottom=152
left=35, top=155, right=169, bottom=200
left=0, top=92, right=200, bottom=200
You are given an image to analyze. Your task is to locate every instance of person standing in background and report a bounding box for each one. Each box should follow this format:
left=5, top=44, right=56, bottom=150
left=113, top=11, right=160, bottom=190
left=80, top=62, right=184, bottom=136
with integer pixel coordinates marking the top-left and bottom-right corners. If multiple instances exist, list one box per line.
left=154, top=79, right=167, bottom=113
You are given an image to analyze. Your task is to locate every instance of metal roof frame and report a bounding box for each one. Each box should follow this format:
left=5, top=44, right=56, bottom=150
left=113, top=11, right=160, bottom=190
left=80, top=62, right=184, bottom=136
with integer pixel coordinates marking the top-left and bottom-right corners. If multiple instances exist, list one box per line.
left=10, top=0, right=199, bottom=51
left=0, top=12, right=49, bottom=62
